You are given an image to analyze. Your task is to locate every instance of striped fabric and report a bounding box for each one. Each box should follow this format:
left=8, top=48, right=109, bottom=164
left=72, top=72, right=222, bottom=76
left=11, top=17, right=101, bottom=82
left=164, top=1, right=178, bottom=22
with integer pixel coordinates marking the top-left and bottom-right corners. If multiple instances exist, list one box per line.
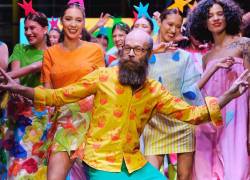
left=143, top=49, right=204, bottom=154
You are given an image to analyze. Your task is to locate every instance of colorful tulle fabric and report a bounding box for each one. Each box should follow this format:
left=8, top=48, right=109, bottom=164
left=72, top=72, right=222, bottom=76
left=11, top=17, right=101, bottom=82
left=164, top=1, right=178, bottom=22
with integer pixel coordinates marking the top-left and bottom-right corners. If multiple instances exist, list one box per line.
left=1, top=96, right=48, bottom=179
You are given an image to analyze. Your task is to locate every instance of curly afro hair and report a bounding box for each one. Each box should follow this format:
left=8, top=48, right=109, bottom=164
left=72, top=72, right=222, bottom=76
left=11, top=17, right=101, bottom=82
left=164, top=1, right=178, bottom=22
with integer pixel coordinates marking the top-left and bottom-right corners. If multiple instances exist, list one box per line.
left=186, top=0, right=243, bottom=43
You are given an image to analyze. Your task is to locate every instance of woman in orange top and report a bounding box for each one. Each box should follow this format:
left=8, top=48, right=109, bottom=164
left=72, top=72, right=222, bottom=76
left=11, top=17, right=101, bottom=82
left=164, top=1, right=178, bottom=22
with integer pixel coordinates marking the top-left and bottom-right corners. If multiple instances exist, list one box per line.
left=41, top=2, right=104, bottom=179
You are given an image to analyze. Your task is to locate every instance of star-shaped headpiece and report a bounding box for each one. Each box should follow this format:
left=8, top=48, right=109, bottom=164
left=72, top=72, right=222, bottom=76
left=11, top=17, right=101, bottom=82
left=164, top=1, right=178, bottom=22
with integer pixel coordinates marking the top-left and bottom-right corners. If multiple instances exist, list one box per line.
left=133, top=2, right=151, bottom=19
left=18, top=0, right=36, bottom=16
left=67, top=0, right=84, bottom=8
left=167, top=0, right=192, bottom=13
left=50, top=17, right=59, bottom=30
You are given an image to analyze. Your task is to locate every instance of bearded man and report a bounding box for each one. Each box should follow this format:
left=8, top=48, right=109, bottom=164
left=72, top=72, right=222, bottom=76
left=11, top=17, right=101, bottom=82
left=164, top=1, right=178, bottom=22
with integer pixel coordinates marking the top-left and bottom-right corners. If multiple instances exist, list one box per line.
left=0, top=30, right=249, bottom=180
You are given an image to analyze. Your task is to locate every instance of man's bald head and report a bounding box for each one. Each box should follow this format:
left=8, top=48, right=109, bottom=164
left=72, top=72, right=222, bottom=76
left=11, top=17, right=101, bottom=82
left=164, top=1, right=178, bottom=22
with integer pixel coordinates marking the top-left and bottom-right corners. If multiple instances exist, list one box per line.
left=125, top=29, right=153, bottom=51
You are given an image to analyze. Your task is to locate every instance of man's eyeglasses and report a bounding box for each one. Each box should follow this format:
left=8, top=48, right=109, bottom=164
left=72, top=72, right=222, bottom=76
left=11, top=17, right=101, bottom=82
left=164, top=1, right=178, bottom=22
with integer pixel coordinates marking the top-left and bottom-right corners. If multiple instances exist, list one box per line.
left=123, top=46, right=150, bottom=55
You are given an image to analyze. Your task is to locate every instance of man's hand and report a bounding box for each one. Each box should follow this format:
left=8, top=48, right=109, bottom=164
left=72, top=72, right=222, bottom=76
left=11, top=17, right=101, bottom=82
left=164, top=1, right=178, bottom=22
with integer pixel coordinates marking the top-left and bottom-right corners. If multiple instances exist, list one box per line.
left=0, top=67, right=34, bottom=100
left=0, top=67, right=20, bottom=93
left=227, top=69, right=250, bottom=98
left=219, top=69, right=250, bottom=108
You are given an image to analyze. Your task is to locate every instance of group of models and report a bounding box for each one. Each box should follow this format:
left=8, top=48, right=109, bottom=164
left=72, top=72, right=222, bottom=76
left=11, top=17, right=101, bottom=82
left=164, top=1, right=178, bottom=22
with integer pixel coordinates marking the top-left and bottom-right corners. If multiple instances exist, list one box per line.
left=0, top=0, right=250, bottom=179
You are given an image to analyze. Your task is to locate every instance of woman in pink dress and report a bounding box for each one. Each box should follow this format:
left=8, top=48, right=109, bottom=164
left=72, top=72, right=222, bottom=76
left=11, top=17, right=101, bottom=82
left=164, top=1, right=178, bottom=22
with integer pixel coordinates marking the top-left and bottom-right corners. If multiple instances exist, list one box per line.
left=188, top=0, right=250, bottom=179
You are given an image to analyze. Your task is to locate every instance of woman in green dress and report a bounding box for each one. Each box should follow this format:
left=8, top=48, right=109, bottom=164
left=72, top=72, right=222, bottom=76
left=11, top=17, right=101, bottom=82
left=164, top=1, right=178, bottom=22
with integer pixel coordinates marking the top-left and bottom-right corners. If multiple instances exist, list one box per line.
left=3, top=12, right=49, bottom=179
